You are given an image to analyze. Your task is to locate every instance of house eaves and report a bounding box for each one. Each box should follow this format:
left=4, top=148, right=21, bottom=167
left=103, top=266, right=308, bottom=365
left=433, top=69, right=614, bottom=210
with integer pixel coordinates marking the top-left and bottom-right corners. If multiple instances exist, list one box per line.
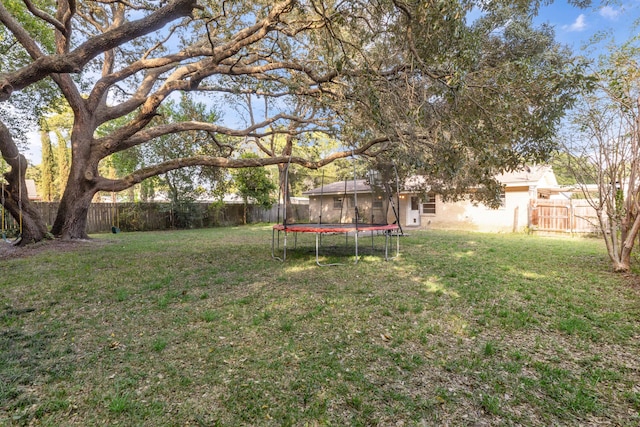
left=495, top=165, right=553, bottom=187
left=303, top=165, right=557, bottom=196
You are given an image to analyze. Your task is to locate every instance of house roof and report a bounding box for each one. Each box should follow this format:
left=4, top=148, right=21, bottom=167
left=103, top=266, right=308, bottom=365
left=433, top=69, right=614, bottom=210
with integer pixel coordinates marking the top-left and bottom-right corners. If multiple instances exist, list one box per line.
left=303, top=179, right=372, bottom=196
left=495, top=165, right=558, bottom=187
left=303, top=165, right=558, bottom=196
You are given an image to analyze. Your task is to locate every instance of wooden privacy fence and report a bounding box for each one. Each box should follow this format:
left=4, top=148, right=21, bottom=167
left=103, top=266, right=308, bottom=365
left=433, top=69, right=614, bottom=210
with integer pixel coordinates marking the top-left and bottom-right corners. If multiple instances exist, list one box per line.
left=1, top=202, right=308, bottom=235
left=529, top=199, right=600, bottom=234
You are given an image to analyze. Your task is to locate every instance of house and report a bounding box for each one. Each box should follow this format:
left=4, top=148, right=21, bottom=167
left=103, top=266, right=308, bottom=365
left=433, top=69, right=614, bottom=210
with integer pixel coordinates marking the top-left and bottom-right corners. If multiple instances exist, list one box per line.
left=302, top=165, right=559, bottom=233
left=303, top=179, right=397, bottom=225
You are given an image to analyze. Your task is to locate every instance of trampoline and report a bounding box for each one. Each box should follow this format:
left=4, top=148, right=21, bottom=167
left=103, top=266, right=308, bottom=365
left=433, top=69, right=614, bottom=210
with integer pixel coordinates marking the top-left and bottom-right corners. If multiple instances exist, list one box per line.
left=272, top=222, right=400, bottom=266
left=271, top=156, right=401, bottom=266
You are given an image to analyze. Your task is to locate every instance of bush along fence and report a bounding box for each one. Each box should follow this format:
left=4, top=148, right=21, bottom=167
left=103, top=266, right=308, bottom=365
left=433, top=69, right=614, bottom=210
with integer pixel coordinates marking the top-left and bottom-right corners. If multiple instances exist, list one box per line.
left=0, top=201, right=309, bottom=235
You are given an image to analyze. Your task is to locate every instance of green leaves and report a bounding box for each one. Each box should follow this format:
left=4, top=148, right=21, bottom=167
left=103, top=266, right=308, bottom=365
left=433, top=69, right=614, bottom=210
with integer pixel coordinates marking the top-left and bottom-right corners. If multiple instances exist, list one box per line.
left=232, top=152, right=276, bottom=209
left=377, top=5, right=589, bottom=205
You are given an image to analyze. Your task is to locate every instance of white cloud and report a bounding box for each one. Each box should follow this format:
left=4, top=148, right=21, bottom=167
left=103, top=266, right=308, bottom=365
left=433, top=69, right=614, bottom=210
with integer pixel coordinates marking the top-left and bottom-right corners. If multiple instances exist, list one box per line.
left=599, top=6, right=620, bottom=20
left=562, top=14, right=587, bottom=32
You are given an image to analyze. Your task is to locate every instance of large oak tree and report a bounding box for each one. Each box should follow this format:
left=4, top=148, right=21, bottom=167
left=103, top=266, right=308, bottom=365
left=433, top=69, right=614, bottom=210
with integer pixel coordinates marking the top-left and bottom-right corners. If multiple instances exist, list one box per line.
left=0, top=0, right=199, bottom=242
left=0, top=0, right=586, bottom=243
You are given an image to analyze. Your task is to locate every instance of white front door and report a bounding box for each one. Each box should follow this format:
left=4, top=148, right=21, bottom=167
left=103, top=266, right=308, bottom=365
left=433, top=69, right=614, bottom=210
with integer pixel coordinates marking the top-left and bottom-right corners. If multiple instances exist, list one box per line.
left=407, top=196, right=421, bottom=226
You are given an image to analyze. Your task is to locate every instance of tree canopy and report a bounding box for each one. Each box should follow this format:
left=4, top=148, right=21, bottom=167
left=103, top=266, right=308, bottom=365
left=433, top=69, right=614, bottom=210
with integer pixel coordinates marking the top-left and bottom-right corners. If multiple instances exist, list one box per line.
left=0, top=0, right=587, bottom=242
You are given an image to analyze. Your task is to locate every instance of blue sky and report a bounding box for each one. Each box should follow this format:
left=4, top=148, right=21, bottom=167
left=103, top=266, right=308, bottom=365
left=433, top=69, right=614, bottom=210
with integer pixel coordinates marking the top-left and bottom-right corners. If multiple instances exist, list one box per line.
left=535, top=1, right=639, bottom=55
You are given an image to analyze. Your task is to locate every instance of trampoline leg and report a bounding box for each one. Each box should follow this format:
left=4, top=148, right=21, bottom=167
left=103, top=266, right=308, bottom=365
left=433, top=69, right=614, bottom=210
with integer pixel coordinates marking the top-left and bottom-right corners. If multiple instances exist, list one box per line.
left=354, top=231, right=359, bottom=264
left=386, top=230, right=400, bottom=261
left=315, top=232, right=346, bottom=267
left=384, top=232, right=389, bottom=260
left=271, top=229, right=288, bottom=262
left=271, top=229, right=282, bottom=262
left=283, top=231, right=288, bottom=261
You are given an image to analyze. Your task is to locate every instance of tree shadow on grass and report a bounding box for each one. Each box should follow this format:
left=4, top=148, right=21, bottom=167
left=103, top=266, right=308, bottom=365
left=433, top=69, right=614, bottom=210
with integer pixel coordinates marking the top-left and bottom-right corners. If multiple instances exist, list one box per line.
left=0, top=306, right=74, bottom=424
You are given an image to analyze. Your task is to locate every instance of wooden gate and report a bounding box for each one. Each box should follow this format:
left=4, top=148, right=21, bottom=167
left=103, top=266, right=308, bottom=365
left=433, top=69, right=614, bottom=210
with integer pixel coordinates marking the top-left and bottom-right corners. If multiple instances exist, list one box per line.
left=529, top=199, right=599, bottom=234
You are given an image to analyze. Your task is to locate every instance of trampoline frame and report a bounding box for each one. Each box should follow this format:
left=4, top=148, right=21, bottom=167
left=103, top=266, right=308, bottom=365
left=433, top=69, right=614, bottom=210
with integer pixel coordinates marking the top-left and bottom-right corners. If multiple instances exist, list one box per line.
left=271, top=154, right=402, bottom=266
left=271, top=223, right=400, bottom=266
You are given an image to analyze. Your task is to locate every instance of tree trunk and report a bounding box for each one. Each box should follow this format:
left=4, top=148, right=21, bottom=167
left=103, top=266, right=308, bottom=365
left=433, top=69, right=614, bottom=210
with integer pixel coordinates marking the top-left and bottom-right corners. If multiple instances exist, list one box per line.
left=50, top=154, right=98, bottom=240
left=1, top=182, right=49, bottom=246
left=0, top=121, right=49, bottom=245
left=278, top=164, right=294, bottom=224
left=604, top=231, right=635, bottom=273
left=51, top=185, right=96, bottom=239
left=243, top=202, right=247, bottom=225
left=613, top=259, right=630, bottom=273
left=48, top=105, right=105, bottom=240
left=615, top=212, right=640, bottom=273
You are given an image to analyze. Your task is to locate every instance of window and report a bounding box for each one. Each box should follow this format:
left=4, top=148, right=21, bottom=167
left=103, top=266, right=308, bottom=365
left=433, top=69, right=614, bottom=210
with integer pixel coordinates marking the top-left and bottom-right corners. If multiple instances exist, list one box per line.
left=372, top=198, right=383, bottom=209
left=411, top=196, right=419, bottom=211
left=422, top=193, right=436, bottom=214
left=334, top=196, right=356, bottom=209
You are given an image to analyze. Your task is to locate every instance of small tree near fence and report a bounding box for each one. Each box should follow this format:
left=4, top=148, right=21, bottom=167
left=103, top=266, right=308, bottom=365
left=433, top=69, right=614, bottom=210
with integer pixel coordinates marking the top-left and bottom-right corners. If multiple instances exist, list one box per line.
left=560, top=37, right=640, bottom=272
left=233, top=153, right=277, bottom=225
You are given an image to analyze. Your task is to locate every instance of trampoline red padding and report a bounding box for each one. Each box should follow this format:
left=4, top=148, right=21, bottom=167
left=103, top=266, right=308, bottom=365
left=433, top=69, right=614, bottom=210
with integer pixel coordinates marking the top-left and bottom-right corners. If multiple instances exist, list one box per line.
left=272, top=223, right=399, bottom=234
left=271, top=222, right=400, bottom=266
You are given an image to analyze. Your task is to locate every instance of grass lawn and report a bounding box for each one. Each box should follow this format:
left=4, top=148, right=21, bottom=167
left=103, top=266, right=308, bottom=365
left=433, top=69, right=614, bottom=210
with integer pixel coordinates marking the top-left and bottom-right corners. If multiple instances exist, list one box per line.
left=1, top=226, right=639, bottom=426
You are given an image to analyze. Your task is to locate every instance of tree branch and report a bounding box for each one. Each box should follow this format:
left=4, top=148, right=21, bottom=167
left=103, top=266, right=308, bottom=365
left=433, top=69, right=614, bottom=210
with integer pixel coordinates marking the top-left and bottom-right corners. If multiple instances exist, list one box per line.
left=0, top=0, right=199, bottom=101
left=96, top=137, right=390, bottom=192
left=99, top=113, right=321, bottom=156
left=22, top=0, right=67, bottom=35
left=0, top=1, right=46, bottom=59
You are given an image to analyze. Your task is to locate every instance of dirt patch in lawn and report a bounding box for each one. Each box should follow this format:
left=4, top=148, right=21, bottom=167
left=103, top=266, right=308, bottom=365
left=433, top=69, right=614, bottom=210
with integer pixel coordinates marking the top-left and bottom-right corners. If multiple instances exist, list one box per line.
left=0, top=238, right=110, bottom=260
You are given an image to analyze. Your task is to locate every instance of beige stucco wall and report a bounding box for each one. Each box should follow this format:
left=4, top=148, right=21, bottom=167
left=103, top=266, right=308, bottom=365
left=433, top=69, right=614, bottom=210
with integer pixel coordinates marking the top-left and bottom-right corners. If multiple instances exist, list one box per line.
left=308, top=195, right=390, bottom=224
left=399, top=188, right=532, bottom=232
left=308, top=188, right=534, bottom=232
